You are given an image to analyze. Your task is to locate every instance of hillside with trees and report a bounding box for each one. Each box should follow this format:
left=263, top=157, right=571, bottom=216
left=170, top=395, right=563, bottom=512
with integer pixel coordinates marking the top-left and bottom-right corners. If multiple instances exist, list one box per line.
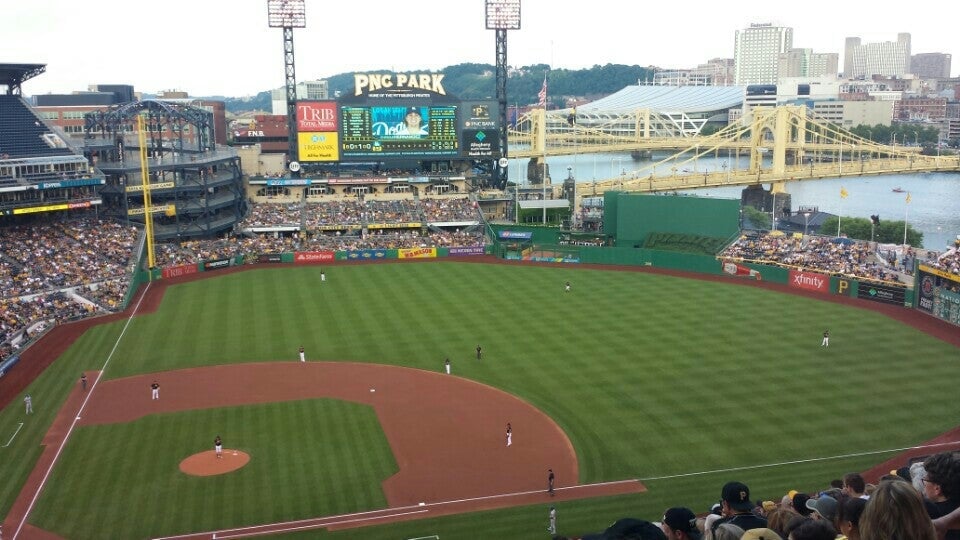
left=222, top=63, right=656, bottom=113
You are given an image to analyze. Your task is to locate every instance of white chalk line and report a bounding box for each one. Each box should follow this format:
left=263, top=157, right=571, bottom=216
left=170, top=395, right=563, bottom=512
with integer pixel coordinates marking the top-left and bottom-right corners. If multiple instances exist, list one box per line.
left=2, top=422, right=24, bottom=448
left=153, top=506, right=427, bottom=540
left=12, top=282, right=154, bottom=540
left=152, top=478, right=640, bottom=540
left=212, top=510, right=430, bottom=540
left=640, top=440, right=960, bottom=482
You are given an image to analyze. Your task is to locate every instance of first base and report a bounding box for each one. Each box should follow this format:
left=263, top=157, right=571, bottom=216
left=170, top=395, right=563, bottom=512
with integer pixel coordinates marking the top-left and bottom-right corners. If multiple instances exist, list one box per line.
left=419, top=502, right=425, bottom=506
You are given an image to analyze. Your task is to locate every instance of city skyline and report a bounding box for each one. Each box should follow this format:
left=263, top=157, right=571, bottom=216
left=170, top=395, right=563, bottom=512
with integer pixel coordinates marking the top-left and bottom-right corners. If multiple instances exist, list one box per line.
left=1, top=0, right=957, bottom=97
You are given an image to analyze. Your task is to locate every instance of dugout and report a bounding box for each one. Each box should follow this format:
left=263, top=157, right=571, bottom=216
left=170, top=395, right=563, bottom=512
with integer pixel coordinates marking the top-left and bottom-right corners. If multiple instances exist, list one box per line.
left=602, top=192, right=740, bottom=247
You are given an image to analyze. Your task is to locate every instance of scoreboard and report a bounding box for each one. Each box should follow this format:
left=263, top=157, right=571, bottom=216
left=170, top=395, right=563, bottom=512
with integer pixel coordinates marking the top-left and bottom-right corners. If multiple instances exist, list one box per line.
left=340, top=105, right=459, bottom=159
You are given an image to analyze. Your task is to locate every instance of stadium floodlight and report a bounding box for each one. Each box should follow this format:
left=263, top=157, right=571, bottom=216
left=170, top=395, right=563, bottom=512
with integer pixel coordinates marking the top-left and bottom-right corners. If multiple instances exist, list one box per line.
left=267, top=0, right=306, bottom=28
left=485, top=0, right=521, bottom=30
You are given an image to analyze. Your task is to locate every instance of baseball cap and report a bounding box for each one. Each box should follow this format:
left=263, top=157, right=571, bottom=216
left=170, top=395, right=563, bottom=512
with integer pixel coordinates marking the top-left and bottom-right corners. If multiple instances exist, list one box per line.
left=721, top=481, right=753, bottom=512
left=792, top=492, right=813, bottom=516
left=405, top=107, right=421, bottom=115
left=741, top=528, right=783, bottom=540
left=806, top=495, right=839, bottom=522
left=663, top=507, right=701, bottom=539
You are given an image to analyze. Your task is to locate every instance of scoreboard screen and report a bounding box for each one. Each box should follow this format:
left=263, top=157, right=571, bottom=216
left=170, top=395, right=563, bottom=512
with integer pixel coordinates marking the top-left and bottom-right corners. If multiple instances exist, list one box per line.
left=340, top=105, right=459, bottom=159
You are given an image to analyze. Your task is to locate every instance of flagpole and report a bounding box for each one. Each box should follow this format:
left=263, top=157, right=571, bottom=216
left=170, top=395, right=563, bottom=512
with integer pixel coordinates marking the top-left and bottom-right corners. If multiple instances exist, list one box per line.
left=903, top=192, right=910, bottom=246
left=540, top=71, right=548, bottom=225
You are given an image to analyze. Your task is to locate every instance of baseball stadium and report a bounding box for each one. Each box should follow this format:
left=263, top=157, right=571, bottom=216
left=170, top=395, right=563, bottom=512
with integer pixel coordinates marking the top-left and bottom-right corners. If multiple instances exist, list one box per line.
left=2, top=59, right=960, bottom=540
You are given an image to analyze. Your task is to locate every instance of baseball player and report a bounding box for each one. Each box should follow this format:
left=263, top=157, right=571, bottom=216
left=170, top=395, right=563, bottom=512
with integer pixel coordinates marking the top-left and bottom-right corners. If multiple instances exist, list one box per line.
left=565, top=281, right=571, bottom=292
left=821, top=329, right=830, bottom=347
left=320, top=270, right=326, bottom=282
left=548, top=506, right=557, bottom=534
left=506, top=423, right=512, bottom=447
left=476, top=345, right=482, bottom=360
left=151, top=381, right=160, bottom=400
left=24, top=394, right=33, bottom=414
left=548, top=469, right=555, bottom=496
left=444, top=358, right=451, bottom=374
left=215, top=435, right=223, bottom=459
left=299, top=345, right=305, bottom=362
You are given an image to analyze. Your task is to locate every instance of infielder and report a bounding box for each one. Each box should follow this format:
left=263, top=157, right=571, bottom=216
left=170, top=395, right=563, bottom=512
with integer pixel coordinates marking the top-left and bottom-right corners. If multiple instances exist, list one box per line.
left=151, top=381, right=160, bottom=400
left=299, top=345, right=305, bottom=362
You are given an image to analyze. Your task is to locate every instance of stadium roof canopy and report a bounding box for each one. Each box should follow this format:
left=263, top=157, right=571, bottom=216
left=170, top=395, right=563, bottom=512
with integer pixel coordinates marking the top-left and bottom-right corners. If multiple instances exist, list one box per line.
left=0, top=63, right=47, bottom=93
left=576, top=85, right=745, bottom=115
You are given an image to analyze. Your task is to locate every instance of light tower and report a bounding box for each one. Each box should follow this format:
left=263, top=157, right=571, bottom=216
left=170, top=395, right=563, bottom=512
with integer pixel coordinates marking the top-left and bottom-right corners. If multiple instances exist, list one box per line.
left=485, top=0, right=520, bottom=189
left=267, top=0, right=306, bottom=176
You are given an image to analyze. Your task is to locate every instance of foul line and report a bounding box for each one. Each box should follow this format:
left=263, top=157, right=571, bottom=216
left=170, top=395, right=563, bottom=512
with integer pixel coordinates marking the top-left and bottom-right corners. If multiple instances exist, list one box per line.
left=11, top=282, right=154, bottom=540
left=640, top=440, right=960, bottom=482
left=2, top=422, right=24, bottom=448
left=154, top=479, right=639, bottom=540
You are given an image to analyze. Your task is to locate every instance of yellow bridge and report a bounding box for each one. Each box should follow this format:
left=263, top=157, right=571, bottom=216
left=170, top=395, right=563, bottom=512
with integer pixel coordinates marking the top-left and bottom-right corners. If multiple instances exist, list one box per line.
left=508, top=105, right=960, bottom=198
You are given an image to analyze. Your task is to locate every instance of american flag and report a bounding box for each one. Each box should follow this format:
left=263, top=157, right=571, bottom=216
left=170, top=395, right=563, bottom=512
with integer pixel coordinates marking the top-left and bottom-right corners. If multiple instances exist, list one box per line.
left=537, top=75, right=547, bottom=107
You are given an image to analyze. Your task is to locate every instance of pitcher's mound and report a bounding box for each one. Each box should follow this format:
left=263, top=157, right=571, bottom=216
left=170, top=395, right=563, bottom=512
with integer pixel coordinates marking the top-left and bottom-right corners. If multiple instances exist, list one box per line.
left=179, top=450, right=250, bottom=476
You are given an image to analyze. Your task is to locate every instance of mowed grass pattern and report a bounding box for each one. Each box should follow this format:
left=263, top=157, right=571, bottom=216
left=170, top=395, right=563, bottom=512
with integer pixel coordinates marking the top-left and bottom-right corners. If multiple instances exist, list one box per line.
left=2, top=262, right=958, bottom=539
left=32, top=400, right=395, bottom=539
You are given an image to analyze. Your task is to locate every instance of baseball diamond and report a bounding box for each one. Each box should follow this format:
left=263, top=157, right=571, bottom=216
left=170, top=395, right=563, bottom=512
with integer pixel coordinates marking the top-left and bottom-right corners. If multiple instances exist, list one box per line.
left=0, top=259, right=958, bottom=540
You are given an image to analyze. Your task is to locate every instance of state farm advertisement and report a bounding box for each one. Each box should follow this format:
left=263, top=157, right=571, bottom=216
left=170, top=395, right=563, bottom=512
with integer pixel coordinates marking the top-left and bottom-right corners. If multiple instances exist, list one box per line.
left=294, top=251, right=335, bottom=264
left=789, top=270, right=829, bottom=293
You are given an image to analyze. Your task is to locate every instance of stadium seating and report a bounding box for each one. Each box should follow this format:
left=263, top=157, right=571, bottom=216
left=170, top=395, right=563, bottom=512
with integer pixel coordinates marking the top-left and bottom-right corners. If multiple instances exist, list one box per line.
left=0, top=95, right=74, bottom=158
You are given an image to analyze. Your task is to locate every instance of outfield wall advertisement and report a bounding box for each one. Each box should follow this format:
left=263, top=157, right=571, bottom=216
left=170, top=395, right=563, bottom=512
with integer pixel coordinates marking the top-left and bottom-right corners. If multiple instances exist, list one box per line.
left=789, top=270, right=829, bottom=293
left=294, top=251, right=335, bottom=264
left=917, top=264, right=960, bottom=326
left=398, top=247, right=437, bottom=259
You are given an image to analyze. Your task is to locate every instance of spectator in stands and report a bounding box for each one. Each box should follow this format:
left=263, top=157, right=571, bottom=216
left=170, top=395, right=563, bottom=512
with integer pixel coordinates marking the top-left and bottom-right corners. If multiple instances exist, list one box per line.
left=859, top=479, right=937, bottom=540
left=837, top=497, right=867, bottom=540
left=712, top=523, right=744, bottom=540
left=711, top=481, right=767, bottom=535
left=661, top=507, right=701, bottom=540
left=843, top=473, right=869, bottom=499
left=805, top=494, right=839, bottom=524
left=581, top=517, right=667, bottom=540
left=923, top=451, right=960, bottom=540
left=786, top=518, right=837, bottom=540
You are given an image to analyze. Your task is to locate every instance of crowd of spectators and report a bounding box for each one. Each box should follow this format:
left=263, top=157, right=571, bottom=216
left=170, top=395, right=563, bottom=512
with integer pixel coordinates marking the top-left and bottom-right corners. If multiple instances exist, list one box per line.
left=419, top=197, right=479, bottom=222
left=720, top=233, right=904, bottom=286
left=0, top=217, right=139, bottom=357
left=567, top=451, right=959, bottom=540
left=240, top=197, right=480, bottom=232
left=926, top=248, right=960, bottom=276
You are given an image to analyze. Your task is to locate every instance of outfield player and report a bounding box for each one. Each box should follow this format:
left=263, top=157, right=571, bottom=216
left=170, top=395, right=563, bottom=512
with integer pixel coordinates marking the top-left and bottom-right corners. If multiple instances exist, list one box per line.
left=476, top=345, right=482, bottom=360
left=548, top=506, right=557, bottom=534
left=565, top=281, right=571, bottom=292
left=24, top=394, right=33, bottom=414
left=215, top=435, right=223, bottom=459
left=320, top=270, right=326, bottom=282
left=821, top=329, right=830, bottom=347
left=151, top=381, right=160, bottom=400
left=299, top=345, right=305, bottom=362
left=444, top=358, right=451, bottom=374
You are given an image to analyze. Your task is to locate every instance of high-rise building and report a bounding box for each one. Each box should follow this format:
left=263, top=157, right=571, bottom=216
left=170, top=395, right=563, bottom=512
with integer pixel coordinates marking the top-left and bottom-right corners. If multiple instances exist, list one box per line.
left=271, top=79, right=329, bottom=115
left=911, top=53, right=952, bottom=79
left=734, top=23, right=793, bottom=85
left=778, top=49, right=839, bottom=79
left=845, top=33, right=911, bottom=78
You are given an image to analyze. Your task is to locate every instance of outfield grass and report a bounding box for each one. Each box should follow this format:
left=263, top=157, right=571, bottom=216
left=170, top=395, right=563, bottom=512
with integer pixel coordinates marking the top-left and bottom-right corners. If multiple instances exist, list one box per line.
left=1, top=262, right=958, bottom=539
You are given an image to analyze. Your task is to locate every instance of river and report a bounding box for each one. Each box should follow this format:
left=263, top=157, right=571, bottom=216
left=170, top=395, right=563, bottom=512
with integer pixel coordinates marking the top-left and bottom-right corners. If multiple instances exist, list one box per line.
left=507, top=151, right=960, bottom=251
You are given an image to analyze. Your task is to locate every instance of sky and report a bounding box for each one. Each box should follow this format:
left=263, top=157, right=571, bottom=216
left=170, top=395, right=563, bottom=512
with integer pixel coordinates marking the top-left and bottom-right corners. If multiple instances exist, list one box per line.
left=2, top=0, right=957, bottom=98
